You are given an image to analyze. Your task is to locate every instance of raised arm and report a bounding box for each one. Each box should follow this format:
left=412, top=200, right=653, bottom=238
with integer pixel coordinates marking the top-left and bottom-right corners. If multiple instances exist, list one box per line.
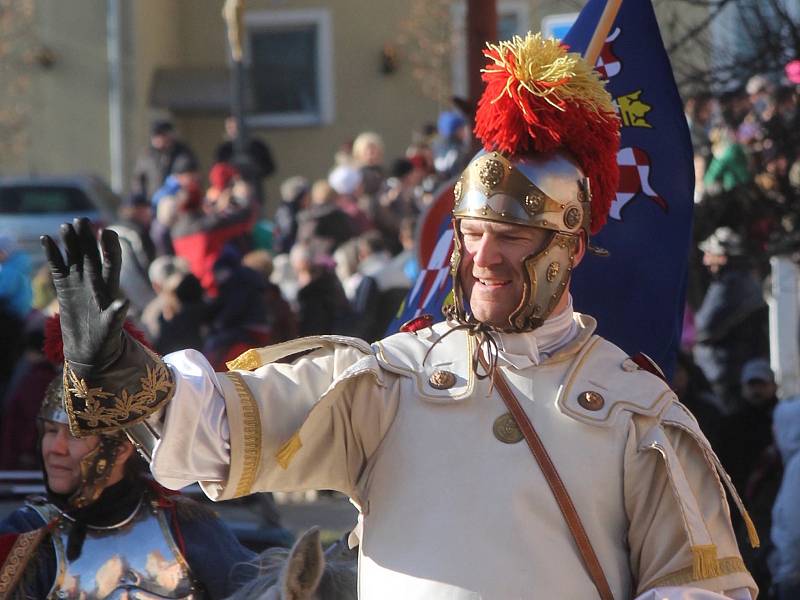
left=42, top=219, right=398, bottom=503
left=41, top=218, right=174, bottom=449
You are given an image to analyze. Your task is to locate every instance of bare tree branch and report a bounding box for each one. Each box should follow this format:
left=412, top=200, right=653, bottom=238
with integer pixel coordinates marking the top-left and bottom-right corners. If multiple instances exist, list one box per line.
left=667, top=0, right=799, bottom=91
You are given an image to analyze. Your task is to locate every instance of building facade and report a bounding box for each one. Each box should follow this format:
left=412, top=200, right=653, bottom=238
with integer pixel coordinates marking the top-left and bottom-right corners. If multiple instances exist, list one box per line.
left=3, top=0, right=712, bottom=212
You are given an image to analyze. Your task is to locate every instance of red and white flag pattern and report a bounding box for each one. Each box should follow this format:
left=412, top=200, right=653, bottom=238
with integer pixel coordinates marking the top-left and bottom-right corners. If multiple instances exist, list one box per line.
left=403, top=229, right=453, bottom=320
left=612, top=146, right=667, bottom=220
left=595, top=27, right=622, bottom=80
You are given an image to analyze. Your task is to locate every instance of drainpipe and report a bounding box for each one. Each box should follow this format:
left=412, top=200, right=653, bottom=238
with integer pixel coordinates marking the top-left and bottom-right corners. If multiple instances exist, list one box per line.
left=769, top=256, right=800, bottom=400
left=107, top=0, right=125, bottom=194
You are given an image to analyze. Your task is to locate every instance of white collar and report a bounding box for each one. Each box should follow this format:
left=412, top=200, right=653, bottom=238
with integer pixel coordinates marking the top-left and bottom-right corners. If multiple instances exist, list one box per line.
left=492, top=295, right=579, bottom=369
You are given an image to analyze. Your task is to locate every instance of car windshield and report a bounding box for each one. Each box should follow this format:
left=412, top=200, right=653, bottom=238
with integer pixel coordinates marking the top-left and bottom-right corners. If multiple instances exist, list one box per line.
left=0, top=186, right=96, bottom=214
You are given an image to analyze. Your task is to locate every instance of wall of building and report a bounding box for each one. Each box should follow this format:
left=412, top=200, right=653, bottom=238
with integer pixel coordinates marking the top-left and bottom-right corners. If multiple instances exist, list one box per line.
left=25, top=0, right=110, bottom=177
left=10, top=0, right=712, bottom=207
left=167, top=0, right=443, bottom=213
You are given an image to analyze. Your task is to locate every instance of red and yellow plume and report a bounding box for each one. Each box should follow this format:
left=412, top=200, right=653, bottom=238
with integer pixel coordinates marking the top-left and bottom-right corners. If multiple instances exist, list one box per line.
left=474, top=33, right=620, bottom=234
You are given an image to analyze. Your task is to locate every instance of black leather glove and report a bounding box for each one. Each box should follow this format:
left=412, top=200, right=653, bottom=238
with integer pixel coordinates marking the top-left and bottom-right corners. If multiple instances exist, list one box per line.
left=41, top=218, right=128, bottom=376
left=40, top=218, right=174, bottom=437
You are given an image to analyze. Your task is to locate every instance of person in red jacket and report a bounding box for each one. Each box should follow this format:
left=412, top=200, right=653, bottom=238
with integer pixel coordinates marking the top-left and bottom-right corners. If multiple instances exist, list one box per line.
left=171, top=178, right=255, bottom=297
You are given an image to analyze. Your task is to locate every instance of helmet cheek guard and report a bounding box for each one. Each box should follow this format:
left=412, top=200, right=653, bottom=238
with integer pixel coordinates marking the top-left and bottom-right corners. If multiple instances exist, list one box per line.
left=510, top=232, right=580, bottom=331
left=38, top=370, right=124, bottom=508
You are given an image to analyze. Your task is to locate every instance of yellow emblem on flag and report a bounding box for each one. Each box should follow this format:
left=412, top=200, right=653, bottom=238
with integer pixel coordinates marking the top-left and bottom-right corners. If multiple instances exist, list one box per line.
left=617, top=90, right=653, bottom=128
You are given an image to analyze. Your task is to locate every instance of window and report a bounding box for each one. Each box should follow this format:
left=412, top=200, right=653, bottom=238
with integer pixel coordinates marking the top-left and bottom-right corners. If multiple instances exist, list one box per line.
left=244, top=9, right=334, bottom=128
left=450, top=1, right=531, bottom=100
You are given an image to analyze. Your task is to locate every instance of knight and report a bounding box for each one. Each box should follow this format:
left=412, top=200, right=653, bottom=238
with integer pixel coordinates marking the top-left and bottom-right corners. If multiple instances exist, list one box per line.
left=0, top=318, right=257, bottom=599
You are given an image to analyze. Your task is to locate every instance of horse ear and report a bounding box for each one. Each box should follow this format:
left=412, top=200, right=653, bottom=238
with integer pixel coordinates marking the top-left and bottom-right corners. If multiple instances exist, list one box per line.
left=281, top=527, right=325, bottom=600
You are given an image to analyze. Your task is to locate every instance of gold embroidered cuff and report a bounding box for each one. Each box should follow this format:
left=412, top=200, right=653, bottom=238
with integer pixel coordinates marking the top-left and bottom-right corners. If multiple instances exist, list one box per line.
left=63, top=343, right=175, bottom=437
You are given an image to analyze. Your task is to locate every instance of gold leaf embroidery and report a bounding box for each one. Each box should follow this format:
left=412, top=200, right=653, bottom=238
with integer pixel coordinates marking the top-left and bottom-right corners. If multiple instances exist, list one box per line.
left=64, top=347, right=174, bottom=431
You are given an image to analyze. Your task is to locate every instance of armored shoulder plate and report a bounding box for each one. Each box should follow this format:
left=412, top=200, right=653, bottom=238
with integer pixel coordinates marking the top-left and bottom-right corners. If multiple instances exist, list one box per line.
left=373, top=321, right=476, bottom=403
left=556, top=336, right=676, bottom=427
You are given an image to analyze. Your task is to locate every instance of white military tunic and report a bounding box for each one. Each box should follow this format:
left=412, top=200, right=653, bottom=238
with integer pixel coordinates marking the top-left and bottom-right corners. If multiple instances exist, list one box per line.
left=150, top=310, right=757, bottom=599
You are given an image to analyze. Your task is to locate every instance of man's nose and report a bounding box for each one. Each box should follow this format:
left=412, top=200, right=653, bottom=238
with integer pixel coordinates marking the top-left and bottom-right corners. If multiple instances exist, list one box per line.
left=51, top=429, right=70, bottom=453
left=472, top=234, right=502, bottom=267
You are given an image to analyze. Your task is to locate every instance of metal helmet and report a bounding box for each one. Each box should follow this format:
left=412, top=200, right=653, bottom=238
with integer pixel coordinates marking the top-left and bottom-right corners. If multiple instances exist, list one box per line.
left=38, top=371, right=124, bottom=509
left=446, top=33, right=620, bottom=332
left=39, top=374, right=69, bottom=425
left=449, top=150, right=589, bottom=331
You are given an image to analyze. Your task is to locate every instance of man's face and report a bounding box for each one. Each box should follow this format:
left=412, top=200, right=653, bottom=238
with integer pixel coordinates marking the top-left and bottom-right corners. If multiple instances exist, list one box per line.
left=224, top=117, right=238, bottom=139
left=132, top=205, right=152, bottom=227
left=458, top=218, right=551, bottom=327
left=742, top=378, right=777, bottom=408
left=702, top=252, right=728, bottom=274
left=41, top=421, right=100, bottom=495
left=176, top=172, right=199, bottom=188
left=151, top=133, right=173, bottom=151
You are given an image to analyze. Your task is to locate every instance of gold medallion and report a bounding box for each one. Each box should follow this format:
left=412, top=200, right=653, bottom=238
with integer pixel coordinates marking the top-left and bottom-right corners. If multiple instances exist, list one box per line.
left=524, top=190, right=544, bottom=214
left=453, top=179, right=463, bottom=205
left=577, top=391, right=605, bottom=411
left=479, top=158, right=505, bottom=188
left=546, top=261, right=560, bottom=282
left=493, top=413, right=523, bottom=444
left=564, top=206, right=582, bottom=229
left=429, top=369, right=456, bottom=390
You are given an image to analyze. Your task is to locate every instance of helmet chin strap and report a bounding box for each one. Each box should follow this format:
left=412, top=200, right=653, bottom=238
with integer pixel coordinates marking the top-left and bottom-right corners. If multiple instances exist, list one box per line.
left=67, top=436, right=123, bottom=509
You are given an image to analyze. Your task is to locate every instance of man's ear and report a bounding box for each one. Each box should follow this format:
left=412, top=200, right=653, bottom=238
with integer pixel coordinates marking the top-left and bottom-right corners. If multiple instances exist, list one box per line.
left=573, top=231, right=588, bottom=268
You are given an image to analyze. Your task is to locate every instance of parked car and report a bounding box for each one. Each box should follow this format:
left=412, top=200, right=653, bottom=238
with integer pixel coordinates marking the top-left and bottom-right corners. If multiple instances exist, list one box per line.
left=0, top=175, right=120, bottom=265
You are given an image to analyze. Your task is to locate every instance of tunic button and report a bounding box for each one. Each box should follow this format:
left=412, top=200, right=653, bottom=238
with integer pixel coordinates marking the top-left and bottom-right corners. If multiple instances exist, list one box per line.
left=577, top=390, right=605, bottom=411
left=428, top=369, right=456, bottom=389
left=493, top=413, right=523, bottom=444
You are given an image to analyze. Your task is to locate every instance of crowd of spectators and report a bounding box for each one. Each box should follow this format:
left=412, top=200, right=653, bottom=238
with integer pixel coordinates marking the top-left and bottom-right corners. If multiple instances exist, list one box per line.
left=679, top=62, right=800, bottom=599
left=0, top=109, right=472, bottom=458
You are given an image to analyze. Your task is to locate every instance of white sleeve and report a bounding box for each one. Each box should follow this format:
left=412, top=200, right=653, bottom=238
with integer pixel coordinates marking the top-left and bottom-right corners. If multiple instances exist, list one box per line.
left=150, top=349, right=231, bottom=490
left=634, top=587, right=752, bottom=600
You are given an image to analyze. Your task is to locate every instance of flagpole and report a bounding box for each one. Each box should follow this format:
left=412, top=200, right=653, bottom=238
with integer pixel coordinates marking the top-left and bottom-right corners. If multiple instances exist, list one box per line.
left=583, top=0, right=623, bottom=65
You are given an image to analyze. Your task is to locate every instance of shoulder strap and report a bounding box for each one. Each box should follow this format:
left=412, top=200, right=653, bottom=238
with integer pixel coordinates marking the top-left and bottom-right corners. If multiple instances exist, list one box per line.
left=488, top=359, right=615, bottom=600
left=630, top=352, right=667, bottom=383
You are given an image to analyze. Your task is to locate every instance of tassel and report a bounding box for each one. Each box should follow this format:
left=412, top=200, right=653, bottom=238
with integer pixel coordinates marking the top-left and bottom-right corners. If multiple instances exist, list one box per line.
left=742, top=509, right=761, bottom=549
left=276, top=432, right=303, bottom=469
left=691, top=544, right=722, bottom=580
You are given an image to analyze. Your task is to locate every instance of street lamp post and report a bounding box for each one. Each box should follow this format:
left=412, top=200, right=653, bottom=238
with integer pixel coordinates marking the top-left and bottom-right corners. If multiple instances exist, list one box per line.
left=223, top=0, right=248, bottom=157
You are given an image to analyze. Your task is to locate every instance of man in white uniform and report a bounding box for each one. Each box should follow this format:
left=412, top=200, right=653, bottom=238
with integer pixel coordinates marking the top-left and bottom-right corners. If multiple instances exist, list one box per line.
left=42, top=34, right=758, bottom=599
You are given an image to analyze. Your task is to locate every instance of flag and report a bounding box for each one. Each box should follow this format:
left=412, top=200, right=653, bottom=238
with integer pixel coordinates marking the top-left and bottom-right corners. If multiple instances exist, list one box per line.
left=387, top=181, right=456, bottom=331
left=389, top=0, right=693, bottom=379
left=563, top=0, right=693, bottom=378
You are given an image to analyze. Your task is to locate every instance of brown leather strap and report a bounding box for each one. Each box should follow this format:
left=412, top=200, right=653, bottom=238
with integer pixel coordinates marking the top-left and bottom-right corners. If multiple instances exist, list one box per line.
left=486, top=358, right=615, bottom=600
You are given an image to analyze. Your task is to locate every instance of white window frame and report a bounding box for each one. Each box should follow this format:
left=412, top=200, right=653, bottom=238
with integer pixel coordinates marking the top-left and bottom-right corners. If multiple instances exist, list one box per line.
left=450, top=1, right=531, bottom=100
left=243, top=8, right=334, bottom=128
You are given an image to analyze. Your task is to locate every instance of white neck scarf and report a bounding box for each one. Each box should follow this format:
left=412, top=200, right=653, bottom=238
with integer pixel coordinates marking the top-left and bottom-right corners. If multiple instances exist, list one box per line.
left=493, top=295, right=579, bottom=369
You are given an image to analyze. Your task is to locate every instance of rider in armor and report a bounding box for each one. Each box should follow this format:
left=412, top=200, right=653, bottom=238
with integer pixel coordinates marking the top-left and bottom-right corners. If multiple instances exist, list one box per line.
left=0, top=317, right=256, bottom=599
